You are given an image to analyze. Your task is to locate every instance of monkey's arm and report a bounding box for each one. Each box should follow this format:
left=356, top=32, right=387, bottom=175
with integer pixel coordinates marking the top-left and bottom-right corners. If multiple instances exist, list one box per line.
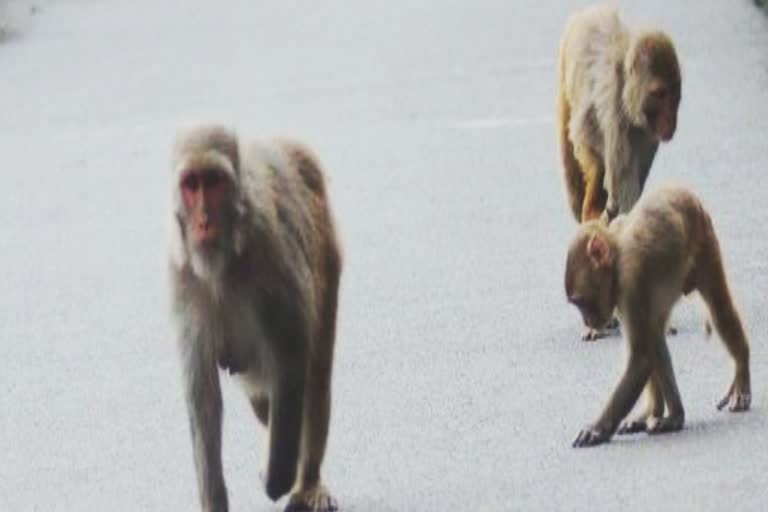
left=262, top=288, right=310, bottom=501
left=601, top=129, right=628, bottom=219
left=179, top=325, right=228, bottom=511
left=628, top=136, right=658, bottom=204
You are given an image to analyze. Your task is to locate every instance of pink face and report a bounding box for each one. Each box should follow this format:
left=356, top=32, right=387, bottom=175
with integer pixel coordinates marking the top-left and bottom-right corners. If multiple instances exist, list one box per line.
left=180, top=168, right=229, bottom=245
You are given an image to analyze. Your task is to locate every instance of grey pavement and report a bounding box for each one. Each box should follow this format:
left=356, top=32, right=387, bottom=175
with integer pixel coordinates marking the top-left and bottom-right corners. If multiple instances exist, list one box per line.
left=1, top=1, right=767, bottom=510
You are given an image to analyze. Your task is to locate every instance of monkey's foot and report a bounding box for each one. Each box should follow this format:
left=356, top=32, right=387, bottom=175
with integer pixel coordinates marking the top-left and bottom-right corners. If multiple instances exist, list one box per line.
left=646, top=415, right=684, bottom=435
left=572, top=425, right=610, bottom=447
left=717, top=386, right=751, bottom=412
left=617, top=416, right=656, bottom=435
left=285, top=485, right=338, bottom=512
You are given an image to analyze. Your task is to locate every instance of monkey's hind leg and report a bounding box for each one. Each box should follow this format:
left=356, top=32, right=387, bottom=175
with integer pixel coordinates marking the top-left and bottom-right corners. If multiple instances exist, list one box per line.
left=645, top=336, right=685, bottom=435
left=617, top=374, right=665, bottom=435
left=286, top=274, right=340, bottom=512
left=696, top=231, right=751, bottom=412
left=574, top=144, right=607, bottom=222
left=558, top=88, right=586, bottom=222
left=286, top=370, right=337, bottom=512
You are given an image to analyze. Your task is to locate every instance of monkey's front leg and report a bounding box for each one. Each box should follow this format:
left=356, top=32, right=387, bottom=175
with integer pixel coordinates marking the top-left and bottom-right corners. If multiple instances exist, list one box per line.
left=617, top=372, right=664, bottom=435
left=286, top=365, right=337, bottom=512
left=601, top=132, right=630, bottom=220
left=574, top=351, right=651, bottom=447
left=180, top=333, right=228, bottom=512
left=265, top=364, right=307, bottom=502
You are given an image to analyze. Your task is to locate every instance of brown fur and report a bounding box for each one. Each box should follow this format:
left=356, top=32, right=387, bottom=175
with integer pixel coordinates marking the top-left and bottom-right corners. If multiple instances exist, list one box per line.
left=557, top=5, right=681, bottom=222
left=565, top=186, right=751, bottom=447
left=170, top=125, right=341, bottom=512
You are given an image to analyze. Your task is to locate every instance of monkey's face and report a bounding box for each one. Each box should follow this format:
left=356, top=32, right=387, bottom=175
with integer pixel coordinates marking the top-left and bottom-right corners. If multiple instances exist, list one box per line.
left=643, top=78, right=680, bottom=142
left=179, top=166, right=234, bottom=248
left=566, top=269, right=615, bottom=330
left=565, top=231, right=617, bottom=330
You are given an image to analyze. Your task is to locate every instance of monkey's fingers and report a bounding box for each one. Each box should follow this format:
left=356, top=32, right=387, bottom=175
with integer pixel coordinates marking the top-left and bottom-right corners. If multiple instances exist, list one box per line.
left=581, top=328, right=603, bottom=342
left=646, top=415, right=684, bottom=435
left=717, top=389, right=751, bottom=412
left=572, top=426, right=610, bottom=448
left=617, top=419, right=648, bottom=435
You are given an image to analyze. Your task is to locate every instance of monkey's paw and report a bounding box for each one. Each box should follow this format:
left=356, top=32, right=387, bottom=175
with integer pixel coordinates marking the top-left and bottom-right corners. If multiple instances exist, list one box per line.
left=617, top=418, right=652, bottom=435
left=285, top=485, right=338, bottom=512
left=717, top=386, right=751, bottom=412
left=581, top=328, right=604, bottom=342
left=572, top=425, right=610, bottom=448
left=646, top=415, right=684, bottom=435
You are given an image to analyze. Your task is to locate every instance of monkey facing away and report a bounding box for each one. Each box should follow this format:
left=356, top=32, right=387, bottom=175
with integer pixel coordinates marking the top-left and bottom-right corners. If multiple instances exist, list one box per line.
left=565, top=186, right=751, bottom=447
left=169, top=124, right=342, bottom=511
left=558, top=5, right=681, bottom=222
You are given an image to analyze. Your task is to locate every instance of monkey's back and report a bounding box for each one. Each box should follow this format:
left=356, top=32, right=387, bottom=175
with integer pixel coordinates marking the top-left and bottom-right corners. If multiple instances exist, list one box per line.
left=616, top=186, right=710, bottom=296
left=560, top=5, right=628, bottom=116
left=239, top=139, right=342, bottom=348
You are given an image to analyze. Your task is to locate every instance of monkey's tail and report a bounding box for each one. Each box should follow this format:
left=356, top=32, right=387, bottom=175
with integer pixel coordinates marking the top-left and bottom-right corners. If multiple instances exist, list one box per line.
left=557, top=58, right=584, bottom=222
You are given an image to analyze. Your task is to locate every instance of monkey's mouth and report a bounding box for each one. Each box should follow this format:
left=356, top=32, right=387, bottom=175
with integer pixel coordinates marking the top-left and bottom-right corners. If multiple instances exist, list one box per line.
left=192, top=221, right=219, bottom=244
left=656, top=122, right=676, bottom=142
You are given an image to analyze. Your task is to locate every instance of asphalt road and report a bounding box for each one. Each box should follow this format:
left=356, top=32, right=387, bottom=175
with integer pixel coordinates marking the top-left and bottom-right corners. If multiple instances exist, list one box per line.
left=1, top=1, right=767, bottom=510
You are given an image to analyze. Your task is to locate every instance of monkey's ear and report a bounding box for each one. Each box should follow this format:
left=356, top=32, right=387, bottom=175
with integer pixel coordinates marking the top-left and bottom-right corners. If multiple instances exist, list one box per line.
left=586, top=233, right=611, bottom=268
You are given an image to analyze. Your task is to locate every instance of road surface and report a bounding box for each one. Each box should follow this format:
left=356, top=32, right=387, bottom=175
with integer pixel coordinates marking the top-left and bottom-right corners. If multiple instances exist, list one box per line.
left=1, top=0, right=766, bottom=510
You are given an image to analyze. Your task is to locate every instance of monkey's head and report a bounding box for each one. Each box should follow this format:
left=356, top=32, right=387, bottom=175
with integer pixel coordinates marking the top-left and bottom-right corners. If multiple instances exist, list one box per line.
left=623, top=31, right=681, bottom=142
left=172, top=125, right=243, bottom=276
left=565, top=222, right=618, bottom=331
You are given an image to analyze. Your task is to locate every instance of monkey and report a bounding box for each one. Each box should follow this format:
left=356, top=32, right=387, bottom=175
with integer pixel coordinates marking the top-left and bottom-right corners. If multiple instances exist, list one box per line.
left=564, top=185, right=751, bottom=447
left=557, top=5, right=681, bottom=223
left=169, top=124, right=342, bottom=512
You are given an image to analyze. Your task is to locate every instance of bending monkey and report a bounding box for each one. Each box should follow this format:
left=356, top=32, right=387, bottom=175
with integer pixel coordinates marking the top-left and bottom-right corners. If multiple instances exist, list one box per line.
left=565, top=185, right=751, bottom=447
left=558, top=5, right=681, bottom=222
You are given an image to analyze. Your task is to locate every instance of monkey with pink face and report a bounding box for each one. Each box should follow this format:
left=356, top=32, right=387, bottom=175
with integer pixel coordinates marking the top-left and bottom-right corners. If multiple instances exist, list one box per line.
left=169, top=124, right=341, bottom=512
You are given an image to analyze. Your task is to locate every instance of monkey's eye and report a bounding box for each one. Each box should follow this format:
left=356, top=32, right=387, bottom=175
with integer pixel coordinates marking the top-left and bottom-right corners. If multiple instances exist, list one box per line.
left=181, top=173, right=200, bottom=192
left=649, top=88, right=667, bottom=100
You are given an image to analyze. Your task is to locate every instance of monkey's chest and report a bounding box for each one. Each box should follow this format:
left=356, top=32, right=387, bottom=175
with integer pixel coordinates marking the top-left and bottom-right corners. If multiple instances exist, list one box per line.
left=213, top=300, right=268, bottom=377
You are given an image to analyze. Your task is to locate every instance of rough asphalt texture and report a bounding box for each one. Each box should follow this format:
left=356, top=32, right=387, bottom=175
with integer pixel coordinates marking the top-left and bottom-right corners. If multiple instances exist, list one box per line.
left=1, top=1, right=767, bottom=510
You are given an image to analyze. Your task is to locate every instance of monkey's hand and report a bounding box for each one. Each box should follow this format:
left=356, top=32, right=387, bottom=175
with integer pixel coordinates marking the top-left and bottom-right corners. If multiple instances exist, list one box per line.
left=717, top=383, right=751, bottom=412
left=572, top=425, right=611, bottom=447
left=646, top=414, right=684, bottom=434
left=604, top=197, right=619, bottom=221
left=617, top=417, right=653, bottom=435
left=581, top=327, right=603, bottom=342
left=581, top=323, right=619, bottom=342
